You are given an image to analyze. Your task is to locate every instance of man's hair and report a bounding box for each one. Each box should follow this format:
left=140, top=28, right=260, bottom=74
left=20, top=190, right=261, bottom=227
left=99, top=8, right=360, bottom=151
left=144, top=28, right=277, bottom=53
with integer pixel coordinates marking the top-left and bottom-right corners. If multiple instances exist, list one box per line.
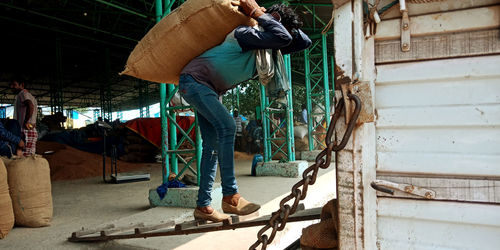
left=266, top=4, right=303, bottom=30
left=11, top=75, right=27, bottom=87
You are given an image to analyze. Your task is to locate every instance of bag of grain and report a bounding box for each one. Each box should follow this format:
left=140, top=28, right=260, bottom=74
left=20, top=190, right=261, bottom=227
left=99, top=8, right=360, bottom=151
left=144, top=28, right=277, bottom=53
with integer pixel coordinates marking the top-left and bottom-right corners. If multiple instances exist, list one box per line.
left=120, top=0, right=256, bottom=84
left=0, top=159, right=14, bottom=238
left=6, top=155, right=52, bottom=227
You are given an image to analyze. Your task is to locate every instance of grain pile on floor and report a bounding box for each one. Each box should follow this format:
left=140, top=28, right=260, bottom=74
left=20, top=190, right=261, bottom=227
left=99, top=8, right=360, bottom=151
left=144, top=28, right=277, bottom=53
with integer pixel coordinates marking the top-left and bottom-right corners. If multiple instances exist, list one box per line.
left=37, top=141, right=153, bottom=181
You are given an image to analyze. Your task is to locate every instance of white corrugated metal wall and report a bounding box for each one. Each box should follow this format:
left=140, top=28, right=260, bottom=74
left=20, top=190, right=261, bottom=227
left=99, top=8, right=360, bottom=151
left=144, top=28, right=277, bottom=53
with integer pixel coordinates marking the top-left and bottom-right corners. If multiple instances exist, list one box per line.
left=375, top=56, right=500, bottom=250
left=373, top=2, right=500, bottom=249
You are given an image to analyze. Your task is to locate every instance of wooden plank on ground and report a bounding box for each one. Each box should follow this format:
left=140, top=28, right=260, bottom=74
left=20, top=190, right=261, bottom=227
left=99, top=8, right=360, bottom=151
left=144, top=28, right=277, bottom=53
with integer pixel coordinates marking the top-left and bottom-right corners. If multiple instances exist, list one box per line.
left=68, top=207, right=322, bottom=242
left=72, top=224, right=115, bottom=238
left=101, top=222, right=144, bottom=236
left=135, top=221, right=176, bottom=234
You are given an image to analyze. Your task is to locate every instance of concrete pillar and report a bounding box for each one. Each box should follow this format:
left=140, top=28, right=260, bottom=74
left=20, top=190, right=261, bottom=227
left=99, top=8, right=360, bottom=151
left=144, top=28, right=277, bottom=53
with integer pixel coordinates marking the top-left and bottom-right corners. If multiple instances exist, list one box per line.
left=333, top=1, right=377, bottom=249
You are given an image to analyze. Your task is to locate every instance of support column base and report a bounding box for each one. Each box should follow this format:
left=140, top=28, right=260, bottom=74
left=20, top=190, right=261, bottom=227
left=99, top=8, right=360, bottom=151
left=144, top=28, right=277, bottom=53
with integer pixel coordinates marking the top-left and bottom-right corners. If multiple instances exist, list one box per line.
left=256, top=161, right=309, bottom=178
left=148, top=183, right=223, bottom=209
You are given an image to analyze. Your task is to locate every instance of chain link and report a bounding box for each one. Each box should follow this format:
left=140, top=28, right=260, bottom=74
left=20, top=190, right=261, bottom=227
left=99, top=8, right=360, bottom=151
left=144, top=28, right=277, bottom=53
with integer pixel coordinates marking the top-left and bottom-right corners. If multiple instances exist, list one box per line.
left=249, top=94, right=361, bottom=250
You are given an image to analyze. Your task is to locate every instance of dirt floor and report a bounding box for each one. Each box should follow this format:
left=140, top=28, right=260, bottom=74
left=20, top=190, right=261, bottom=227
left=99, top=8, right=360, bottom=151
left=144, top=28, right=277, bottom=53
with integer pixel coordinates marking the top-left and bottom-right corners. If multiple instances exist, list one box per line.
left=1, top=155, right=335, bottom=250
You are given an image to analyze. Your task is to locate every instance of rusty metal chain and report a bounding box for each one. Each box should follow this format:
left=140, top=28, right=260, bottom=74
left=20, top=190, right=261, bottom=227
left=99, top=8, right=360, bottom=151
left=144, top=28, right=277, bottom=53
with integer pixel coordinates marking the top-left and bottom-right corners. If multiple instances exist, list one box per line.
left=249, top=94, right=361, bottom=250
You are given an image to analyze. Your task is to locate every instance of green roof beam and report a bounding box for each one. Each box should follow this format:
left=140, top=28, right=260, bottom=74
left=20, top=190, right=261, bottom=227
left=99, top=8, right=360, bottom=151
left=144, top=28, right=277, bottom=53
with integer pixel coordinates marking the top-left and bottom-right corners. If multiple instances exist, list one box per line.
left=302, top=5, right=326, bottom=27
left=94, top=0, right=150, bottom=19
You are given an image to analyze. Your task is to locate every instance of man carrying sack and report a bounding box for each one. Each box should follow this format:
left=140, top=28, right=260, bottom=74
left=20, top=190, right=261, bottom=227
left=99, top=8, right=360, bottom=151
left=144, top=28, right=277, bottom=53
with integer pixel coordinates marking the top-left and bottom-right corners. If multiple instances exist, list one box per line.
left=179, top=0, right=311, bottom=222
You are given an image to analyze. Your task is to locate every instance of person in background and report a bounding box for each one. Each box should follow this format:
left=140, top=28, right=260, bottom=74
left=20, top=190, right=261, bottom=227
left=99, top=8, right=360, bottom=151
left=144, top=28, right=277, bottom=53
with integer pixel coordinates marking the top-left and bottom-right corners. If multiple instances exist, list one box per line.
left=0, top=119, right=25, bottom=158
left=179, top=0, right=311, bottom=222
left=233, top=110, right=243, bottom=150
left=301, top=104, right=308, bottom=124
left=10, top=77, right=38, bottom=156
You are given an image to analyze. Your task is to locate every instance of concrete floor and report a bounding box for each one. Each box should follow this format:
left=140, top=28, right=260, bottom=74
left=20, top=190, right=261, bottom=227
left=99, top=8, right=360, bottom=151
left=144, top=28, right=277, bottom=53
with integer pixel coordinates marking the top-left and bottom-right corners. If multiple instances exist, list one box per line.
left=1, top=158, right=335, bottom=250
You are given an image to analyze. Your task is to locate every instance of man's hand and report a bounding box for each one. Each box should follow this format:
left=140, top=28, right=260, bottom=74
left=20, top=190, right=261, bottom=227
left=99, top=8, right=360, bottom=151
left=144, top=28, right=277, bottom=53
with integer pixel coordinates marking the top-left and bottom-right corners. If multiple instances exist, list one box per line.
left=232, top=0, right=265, bottom=18
left=18, top=140, right=25, bottom=149
left=16, top=148, right=23, bottom=157
left=24, top=122, right=34, bottom=130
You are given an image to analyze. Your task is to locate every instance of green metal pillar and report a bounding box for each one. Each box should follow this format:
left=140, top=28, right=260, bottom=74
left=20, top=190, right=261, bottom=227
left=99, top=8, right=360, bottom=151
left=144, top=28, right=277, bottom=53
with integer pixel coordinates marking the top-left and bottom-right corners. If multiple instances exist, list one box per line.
left=0, top=107, right=6, bottom=119
left=321, top=33, right=331, bottom=127
left=100, top=48, right=113, bottom=121
left=167, top=86, right=178, bottom=174
left=93, top=109, right=99, bottom=121
left=259, top=54, right=295, bottom=162
left=259, top=84, right=270, bottom=162
left=52, top=38, right=64, bottom=114
left=157, top=0, right=170, bottom=183
left=303, top=34, right=332, bottom=151
left=284, top=54, right=295, bottom=161
left=304, top=48, right=314, bottom=151
left=236, top=86, right=240, bottom=111
left=331, top=55, right=335, bottom=94
left=231, top=87, right=241, bottom=112
left=138, top=82, right=150, bottom=118
left=158, top=0, right=199, bottom=185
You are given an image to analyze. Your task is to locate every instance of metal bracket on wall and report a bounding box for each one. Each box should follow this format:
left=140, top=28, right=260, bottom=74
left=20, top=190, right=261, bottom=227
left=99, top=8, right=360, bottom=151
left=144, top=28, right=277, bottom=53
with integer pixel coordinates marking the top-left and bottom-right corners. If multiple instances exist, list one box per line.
left=339, top=79, right=375, bottom=125
left=371, top=180, right=436, bottom=199
left=400, top=0, right=411, bottom=52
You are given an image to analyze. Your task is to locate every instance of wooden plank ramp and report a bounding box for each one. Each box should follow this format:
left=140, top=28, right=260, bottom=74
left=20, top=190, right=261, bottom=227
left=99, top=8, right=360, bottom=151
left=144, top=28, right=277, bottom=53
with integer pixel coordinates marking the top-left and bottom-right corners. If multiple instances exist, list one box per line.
left=68, top=206, right=320, bottom=242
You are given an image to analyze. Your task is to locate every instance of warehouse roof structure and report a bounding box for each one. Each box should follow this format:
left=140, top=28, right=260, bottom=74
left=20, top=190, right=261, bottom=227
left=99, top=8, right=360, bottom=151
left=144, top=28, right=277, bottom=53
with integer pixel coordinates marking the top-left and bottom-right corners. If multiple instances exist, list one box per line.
left=0, top=0, right=333, bottom=112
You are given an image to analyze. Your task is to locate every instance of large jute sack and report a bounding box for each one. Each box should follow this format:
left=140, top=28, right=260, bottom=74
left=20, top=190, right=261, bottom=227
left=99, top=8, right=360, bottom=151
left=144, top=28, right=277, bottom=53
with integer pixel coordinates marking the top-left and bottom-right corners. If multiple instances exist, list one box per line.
left=300, top=199, right=338, bottom=249
left=7, top=155, right=52, bottom=227
left=0, top=159, right=14, bottom=239
left=120, top=0, right=256, bottom=84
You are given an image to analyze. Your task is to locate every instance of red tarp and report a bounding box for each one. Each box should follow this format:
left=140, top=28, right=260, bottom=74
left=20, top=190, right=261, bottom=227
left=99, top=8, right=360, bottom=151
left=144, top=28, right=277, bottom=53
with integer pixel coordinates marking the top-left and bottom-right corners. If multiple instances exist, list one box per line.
left=124, top=117, right=196, bottom=148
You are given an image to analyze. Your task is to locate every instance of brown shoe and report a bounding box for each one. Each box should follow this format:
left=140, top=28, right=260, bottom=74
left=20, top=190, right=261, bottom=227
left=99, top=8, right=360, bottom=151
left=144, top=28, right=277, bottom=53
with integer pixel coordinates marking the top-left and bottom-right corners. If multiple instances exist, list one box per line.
left=222, top=197, right=261, bottom=215
left=193, top=209, right=230, bottom=223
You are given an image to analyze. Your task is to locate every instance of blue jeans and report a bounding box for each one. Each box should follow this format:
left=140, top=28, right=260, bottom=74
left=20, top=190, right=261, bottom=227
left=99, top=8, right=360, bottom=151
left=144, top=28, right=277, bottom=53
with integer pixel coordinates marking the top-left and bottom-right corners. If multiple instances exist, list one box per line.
left=178, top=74, right=238, bottom=207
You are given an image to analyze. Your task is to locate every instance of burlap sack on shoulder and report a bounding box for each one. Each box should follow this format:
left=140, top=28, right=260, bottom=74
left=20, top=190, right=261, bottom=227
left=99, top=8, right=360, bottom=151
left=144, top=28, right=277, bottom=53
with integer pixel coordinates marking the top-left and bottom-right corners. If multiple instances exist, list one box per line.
left=0, top=159, right=14, bottom=238
left=7, top=155, right=52, bottom=227
left=120, top=0, right=256, bottom=85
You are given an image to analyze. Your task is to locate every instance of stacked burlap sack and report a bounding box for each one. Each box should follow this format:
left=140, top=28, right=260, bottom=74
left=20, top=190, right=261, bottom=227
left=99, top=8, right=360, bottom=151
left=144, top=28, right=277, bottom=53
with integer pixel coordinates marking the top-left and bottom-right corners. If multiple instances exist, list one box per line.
left=121, top=131, right=159, bottom=163
left=0, top=156, right=53, bottom=239
left=300, top=199, right=338, bottom=249
left=121, top=0, right=256, bottom=84
left=0, top=160, right=13, bottom=239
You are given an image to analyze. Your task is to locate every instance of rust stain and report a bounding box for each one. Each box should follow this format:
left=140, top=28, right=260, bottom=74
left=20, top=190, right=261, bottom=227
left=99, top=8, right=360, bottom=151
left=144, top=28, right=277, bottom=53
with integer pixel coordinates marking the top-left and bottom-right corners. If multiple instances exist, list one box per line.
left=432, top=13, right=442, bottom=20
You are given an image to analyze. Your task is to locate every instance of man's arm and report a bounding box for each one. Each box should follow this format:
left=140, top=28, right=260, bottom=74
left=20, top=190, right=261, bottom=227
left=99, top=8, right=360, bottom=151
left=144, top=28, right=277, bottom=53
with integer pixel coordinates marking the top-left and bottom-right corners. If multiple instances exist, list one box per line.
left=23, top=99, right=34, bottom=129
left=234, top=14, right=293, bottom=51
left=0, top=122, right=21, bottom=146
left=280, top=29, right=312, bottom=54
